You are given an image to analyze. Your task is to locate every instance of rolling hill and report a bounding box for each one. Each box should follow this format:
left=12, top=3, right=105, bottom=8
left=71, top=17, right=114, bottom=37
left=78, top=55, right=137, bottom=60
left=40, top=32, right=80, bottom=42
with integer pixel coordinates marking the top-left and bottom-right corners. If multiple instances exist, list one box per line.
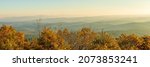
left=1, top=15, right=150, bottom=37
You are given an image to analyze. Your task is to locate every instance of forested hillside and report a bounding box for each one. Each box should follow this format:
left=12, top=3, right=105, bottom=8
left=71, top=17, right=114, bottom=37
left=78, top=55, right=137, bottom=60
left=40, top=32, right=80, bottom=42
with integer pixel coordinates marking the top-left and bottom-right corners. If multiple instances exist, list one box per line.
left=0, top=25, right=149, bottom=50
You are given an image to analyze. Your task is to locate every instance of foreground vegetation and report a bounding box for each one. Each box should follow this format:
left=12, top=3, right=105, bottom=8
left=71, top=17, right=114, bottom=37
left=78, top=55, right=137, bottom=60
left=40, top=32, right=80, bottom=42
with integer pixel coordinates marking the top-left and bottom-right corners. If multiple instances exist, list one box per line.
left=0, top=25, right=150, bottom=50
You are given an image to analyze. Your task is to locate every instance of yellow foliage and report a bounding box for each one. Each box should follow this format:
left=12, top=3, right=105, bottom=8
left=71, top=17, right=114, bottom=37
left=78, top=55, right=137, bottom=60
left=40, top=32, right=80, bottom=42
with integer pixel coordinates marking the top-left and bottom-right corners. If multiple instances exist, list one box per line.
left=139, top=36, right=150, bottom=50
left=0, top=25, right=26, bottom=49
left=39, top=27, right=69, bottom=50
left=93, top=32, right=120, bottom=50
left=0, top=25, right=149, bottom=50
left=117, top=34, right=143, bottom=50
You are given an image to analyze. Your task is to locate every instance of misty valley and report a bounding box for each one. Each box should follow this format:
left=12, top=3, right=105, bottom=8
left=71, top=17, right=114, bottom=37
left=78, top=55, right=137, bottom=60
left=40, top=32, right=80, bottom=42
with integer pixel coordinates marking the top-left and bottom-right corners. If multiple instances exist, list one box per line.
left=0, top=16, right=150, bottom=50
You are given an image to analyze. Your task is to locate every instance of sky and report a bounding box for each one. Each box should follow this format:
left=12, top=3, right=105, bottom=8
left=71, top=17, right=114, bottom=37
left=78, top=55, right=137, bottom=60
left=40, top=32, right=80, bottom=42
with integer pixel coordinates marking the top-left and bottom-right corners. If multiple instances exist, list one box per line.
left=0, top=0, right=150, bottom=18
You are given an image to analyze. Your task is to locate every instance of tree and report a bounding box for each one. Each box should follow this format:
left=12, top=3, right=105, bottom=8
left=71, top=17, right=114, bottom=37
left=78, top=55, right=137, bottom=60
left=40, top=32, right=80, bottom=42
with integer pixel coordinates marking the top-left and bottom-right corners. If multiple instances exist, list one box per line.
left=38, top=27, right=70, bottom=50
left=0, top=25, right=27, bottom=49
left=1, top=25, right=150, bottom=50
left=23, top=38, right=43, bottom=50
left=139, top=36, right=150, bottom=50
left=57, top=28, right=70, bottom=40
left=75, top=28, right=97, bottom=50
left=117, top=34, right=143, bottom=50
left=93, top=32, right=120, bottom=50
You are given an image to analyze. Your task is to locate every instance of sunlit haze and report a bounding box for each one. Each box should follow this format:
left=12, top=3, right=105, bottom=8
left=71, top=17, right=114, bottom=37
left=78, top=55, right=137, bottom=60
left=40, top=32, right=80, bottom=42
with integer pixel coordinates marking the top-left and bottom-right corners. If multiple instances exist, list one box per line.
left=0, top=0, right=150, bottom=18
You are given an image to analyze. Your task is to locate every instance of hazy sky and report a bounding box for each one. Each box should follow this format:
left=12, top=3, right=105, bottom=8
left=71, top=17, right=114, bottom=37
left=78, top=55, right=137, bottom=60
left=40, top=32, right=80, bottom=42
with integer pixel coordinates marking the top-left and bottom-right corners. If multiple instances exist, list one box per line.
left=0, top=0, right=150, bottom=18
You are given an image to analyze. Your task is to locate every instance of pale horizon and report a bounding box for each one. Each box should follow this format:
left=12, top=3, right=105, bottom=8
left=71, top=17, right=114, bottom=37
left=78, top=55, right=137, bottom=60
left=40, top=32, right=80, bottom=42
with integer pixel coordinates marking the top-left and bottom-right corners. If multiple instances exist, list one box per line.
left=1, top=0, right=150, bottom=18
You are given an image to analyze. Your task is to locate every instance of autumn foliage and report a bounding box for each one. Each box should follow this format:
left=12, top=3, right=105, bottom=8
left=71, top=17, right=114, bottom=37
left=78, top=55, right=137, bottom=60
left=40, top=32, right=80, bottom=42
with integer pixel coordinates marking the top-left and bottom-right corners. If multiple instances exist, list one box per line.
left=0, top=25, right=28, bottom=49
left=0, top=25, right=150, bottom=50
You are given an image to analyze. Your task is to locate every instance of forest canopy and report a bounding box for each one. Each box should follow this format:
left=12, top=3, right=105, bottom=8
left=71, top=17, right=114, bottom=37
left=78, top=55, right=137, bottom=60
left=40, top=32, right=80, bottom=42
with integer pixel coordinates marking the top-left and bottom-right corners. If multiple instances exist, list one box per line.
left=0, top=25, right=149, bottom=50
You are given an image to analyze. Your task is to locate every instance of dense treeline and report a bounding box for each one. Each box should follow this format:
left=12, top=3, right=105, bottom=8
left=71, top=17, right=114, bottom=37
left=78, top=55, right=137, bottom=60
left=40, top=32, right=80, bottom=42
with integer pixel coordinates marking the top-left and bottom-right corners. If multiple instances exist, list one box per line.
left=0, top=25, right=150, bottom=50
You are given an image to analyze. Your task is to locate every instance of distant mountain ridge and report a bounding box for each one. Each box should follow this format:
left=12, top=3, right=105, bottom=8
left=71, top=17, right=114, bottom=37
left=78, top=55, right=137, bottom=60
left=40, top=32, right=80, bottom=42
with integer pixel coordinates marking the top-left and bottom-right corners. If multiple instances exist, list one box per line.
left=1, top=16, right=150, bottom=36
left=1, top=15, right=150, bottom=23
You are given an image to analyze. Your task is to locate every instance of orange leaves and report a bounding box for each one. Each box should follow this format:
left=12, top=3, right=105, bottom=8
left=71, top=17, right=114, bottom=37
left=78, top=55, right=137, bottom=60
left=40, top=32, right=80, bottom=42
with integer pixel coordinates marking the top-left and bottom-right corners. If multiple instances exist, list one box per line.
left=139, top=36, right=150, bottom=50
left=75, top=28, right=97, bottom=50
left=118, top=34, right=143, bottom=50
left=93, top=32, right=120, bottom=50
left=0, top=25, right=25, bottom=49
left=39, top=27, right=65, bottom=50
left=0, top=25, right=150, bottom=50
